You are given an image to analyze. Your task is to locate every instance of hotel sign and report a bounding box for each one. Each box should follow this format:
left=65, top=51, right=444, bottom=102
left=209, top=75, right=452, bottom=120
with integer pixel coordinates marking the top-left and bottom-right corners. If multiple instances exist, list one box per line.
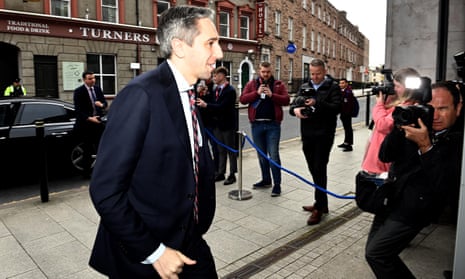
left=0, top=11, right=156, bottom=45
left=256, top=2, right=265, bottom=39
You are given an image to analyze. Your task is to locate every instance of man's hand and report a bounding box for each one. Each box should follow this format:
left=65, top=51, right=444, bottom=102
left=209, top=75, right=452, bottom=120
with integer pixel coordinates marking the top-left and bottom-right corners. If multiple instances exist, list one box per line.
left=293, top=107, right=308, bottom=119
left=152, top=247, right=196, bottom=279
left=401, top=118, right=432, bottom=154
left=95, top=101, right=105, bottom=108
left=88, top=116, right=101, bottom=124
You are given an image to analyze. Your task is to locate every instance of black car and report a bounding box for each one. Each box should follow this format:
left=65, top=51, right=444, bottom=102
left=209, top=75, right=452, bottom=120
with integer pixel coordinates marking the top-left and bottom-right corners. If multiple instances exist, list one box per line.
left=0, top=97, right=95, bottom=183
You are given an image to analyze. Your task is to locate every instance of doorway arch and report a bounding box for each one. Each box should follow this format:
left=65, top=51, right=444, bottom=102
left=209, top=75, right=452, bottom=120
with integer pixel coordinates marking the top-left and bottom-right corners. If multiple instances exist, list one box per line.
left=0, top=42, right=20, bottom=93
left=237, top=57, right=255, bottom=94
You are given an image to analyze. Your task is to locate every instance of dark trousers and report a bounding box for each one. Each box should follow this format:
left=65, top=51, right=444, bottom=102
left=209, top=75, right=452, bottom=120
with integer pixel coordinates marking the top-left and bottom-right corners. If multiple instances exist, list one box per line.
left=365, top=216, right=421, bottom=279
left=302, top=133, right=334, bottom=209
left=213, top=127, right=237, bottom=176
left=340, top=113, right=353, bottom=145
left=78, top=122, right=104, bottom=174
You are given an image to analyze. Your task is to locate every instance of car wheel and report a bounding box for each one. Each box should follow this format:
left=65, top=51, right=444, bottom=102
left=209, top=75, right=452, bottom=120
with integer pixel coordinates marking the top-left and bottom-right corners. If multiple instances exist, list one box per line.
left=70, top=142, right=97, bottom=172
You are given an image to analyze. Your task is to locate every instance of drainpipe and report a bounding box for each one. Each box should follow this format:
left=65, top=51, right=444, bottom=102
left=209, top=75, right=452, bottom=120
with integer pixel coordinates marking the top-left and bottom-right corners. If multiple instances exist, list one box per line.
left=436, top=0, right=448, bottom=81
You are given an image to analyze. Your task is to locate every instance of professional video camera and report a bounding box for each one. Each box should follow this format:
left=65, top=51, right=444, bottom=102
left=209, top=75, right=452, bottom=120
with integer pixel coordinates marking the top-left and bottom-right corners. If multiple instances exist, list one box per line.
left=294, top=84, right=317, bottom=116
left=392, top=76, right=434, bottom=130
left=371, top=69, right=395, bottom=95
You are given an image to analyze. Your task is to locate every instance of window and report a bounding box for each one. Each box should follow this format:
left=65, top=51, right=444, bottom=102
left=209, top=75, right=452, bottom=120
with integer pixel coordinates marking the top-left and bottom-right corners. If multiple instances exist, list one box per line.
left=322, top=35, right=325, bottom=55
left=302, top=26, right=307, bottom=49
left=311, top=2, right=315, bottom=15
left=102, top=0, right=118, bottom=23
left=274, top=11, right=281, bottom=36
left=275, top=56, right=281, bottom=80
left=288, top=17, right=293, bottom=41
left=311, top=30, right=315, bottom=51
left=87, top=54, right=117, bottom=95
left=17, top=103, right=66, bottom=125
left=264, top=5, right=269, bottom=33
left=288, top=58, right=294, bottom=82
left=51, top=0, right=70, bottom=17
left=219, top=12, right=230, bottom=37
left=317, top=33, right=321, bottom=53
left=240, top=16, right=249, bottom=39
left=157, top=1, right=170, bottom=26
left=333, top=40, right=336, bottom=58
left=318, top=6, right=321, bottom=20
left=302, top=0, right=307, bottom=10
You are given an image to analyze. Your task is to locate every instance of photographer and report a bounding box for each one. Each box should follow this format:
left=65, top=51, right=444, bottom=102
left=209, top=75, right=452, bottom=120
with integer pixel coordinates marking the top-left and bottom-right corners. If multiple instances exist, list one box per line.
left=365, top=81, right=463, bottom=279
left=362, top=68, right=420, bottom=176
left=290, top=58, right=342, bottom=225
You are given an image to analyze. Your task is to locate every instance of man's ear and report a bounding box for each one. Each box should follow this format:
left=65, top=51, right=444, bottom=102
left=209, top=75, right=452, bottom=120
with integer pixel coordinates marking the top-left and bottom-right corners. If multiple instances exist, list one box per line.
left=456, top=100, right=463, bottom=117
left=171, top=38, right=185, bottom=59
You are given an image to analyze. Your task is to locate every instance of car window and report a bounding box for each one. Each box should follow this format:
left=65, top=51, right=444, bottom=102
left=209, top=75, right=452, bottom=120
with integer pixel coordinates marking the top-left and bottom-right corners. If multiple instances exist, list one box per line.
left=0, top=104, right=10, bottom=126
left=16, top=103, right=69, bottom=125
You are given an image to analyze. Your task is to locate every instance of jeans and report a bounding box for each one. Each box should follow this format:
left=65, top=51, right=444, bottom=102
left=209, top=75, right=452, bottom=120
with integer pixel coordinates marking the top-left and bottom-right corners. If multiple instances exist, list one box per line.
left=251, top=121, right=282, bottom=185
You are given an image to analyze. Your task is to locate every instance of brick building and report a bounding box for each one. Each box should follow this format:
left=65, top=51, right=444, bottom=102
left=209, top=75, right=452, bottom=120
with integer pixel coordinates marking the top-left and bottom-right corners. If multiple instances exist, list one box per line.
left=0, top=0, right=367, bottom=100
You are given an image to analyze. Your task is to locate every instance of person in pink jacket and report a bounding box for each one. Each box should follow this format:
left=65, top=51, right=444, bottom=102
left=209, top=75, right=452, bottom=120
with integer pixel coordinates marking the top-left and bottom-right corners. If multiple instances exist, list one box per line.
left=361, top=68, right=420, bottom=175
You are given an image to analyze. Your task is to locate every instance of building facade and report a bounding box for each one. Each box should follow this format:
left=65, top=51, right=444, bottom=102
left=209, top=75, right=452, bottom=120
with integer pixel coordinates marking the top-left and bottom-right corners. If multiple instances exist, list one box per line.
left=0, top=0, right=367, bottom=101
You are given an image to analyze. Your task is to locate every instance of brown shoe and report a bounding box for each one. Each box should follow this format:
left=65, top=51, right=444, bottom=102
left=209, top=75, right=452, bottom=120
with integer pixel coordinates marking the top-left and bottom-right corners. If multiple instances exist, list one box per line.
left=307, top=209, right=323, bottom=225
left=302, top=205, right=329, bottom=213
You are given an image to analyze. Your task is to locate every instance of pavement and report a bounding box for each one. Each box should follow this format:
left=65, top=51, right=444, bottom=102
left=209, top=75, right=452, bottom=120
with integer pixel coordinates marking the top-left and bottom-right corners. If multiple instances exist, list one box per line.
left=0, top=123, right=456, bottom=279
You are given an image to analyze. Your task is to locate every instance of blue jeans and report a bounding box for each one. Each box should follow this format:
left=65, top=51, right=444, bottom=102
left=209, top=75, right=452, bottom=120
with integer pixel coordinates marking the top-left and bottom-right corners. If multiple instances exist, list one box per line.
left=251, top=121, right=282, bottom=185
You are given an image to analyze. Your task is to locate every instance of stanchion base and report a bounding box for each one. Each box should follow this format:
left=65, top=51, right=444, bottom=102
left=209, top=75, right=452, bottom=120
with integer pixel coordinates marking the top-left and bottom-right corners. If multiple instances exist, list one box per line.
left=228, top=190, right=253, bottom=201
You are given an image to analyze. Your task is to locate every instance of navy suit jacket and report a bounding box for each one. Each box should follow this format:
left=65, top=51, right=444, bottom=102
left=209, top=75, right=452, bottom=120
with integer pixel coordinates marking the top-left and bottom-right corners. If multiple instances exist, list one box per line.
left=73, top=84, right=107, bottom=130
left=89, top=61, right=216, bottom=278
left=201, top=83, right=237, bottom=131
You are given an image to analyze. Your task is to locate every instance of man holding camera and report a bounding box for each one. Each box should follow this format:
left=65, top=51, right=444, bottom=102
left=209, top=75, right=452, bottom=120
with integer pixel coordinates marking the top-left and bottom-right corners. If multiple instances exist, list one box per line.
left=290, top=58, right=342, bottom=225
left=240, top=61, right=290, bottom=197
left=365, top=81, right=463, bottom=279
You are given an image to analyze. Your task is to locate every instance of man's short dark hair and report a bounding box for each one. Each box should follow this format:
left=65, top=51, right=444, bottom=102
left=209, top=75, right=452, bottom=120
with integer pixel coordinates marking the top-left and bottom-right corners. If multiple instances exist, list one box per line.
left=214, top=66, right=228, bottom=76
left=432, top=81, right=461, bottom=107
left=310, top=58, right=326, bottom=68
left=260, top=61, right=271, bottom=68
left=340, top=78, right=348, bottom=83
left=82, top=71, right=94, bottom=79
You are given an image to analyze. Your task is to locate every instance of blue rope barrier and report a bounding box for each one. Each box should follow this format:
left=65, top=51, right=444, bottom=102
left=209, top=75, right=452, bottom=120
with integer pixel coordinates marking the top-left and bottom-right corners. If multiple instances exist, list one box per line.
left=243, top=134, right=356, bottom=200
left=204, top=128, right=244, bottom=153
left=203, top=128, right=355, bottom=200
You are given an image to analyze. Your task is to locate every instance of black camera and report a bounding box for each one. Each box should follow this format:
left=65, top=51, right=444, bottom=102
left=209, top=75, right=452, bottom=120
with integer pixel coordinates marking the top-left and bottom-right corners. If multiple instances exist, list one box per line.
left=371, top=69, right=395, bottom=95
left=294, top=84, right=317, bottom=116
left=392, top=76, right=434, bottom=130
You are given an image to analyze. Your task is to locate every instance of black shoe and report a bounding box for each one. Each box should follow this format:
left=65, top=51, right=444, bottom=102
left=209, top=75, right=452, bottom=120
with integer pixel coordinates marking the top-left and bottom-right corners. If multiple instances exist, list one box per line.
left=342, top=145, right=353, bottom=152
left=223, top=175, right=236, bottom=185
left=253, top=180, right=272, bottom=189
left=337, top=143, right=348, bottom=148
left=271, top=185, right=281, bottom=197
left=215, top=174, right=225, bottom=182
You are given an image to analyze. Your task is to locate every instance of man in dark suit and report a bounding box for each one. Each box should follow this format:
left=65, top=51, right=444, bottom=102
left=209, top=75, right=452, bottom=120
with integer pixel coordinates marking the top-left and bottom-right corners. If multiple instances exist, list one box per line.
left=88, top=6, right=223, bottom=278
left=197, top=66, right=238, bottom=185
left=73, top=71, right=107, bottom=177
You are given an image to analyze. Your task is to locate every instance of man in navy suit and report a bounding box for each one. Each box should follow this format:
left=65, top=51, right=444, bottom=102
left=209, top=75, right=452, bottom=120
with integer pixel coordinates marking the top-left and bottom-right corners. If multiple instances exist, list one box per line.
left=73, top=71, right=107, bottom=177
left=89, top=6, right=223, bottom=278
left=197, top=66, right=238, bottom=185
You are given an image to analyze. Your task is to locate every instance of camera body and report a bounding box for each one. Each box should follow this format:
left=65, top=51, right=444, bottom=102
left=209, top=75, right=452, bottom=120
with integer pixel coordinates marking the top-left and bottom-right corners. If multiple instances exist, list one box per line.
left=371, top=69, right=395, bottom=95
left=392, top=76, right=434, bottom=130
left=294, top=84, right=317, bottom=116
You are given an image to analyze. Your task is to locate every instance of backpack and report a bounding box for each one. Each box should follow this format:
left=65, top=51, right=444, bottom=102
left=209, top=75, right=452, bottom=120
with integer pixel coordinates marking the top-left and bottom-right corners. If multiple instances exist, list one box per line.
left=352, top=96, right=360, bottom=118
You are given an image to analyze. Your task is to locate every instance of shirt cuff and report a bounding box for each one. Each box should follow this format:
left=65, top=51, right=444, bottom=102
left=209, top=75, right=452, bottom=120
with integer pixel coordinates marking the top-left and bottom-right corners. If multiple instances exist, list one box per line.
left=141, top=243, right=166, bottom=264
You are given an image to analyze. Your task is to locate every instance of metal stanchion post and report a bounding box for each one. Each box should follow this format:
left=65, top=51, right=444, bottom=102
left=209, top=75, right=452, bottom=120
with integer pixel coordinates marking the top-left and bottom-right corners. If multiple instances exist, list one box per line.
left=35, top=119, right=49, bottom=202
left=228, top=131, right=252, bottom=201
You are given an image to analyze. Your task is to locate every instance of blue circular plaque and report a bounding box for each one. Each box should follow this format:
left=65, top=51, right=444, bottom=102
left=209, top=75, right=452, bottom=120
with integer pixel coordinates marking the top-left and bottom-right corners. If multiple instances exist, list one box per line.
left=286, top=43, right=297, bottom=54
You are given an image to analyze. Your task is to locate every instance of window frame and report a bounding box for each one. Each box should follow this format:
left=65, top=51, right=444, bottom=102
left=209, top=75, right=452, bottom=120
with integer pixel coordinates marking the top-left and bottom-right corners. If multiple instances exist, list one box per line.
left=50, top=0, right=70, bottom=17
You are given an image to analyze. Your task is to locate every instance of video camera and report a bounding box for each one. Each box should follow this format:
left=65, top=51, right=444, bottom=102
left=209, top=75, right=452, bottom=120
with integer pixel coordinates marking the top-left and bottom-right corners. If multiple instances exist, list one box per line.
left=294, top=84, right=317, bottom=116
left=371, top=69, right=395, bottom=95
left=392, top=76, right=434, bottom=130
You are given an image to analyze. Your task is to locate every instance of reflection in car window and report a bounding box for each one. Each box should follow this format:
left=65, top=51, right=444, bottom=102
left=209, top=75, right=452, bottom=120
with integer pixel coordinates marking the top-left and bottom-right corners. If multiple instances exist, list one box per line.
left=16, top=103, right=67, bottom=125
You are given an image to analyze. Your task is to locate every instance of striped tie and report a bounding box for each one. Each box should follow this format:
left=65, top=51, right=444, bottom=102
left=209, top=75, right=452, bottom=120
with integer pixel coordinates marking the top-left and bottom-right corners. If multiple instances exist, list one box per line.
left=188, top=89, right=199, bottom=223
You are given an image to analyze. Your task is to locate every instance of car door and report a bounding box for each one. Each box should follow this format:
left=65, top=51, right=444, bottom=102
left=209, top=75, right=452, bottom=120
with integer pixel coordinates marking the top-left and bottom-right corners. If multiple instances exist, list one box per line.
left=8, top=101, right=76, bottom=175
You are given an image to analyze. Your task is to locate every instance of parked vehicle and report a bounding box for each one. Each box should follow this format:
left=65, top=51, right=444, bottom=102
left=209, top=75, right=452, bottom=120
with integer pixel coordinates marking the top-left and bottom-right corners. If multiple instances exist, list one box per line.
left=0, top=97, right=95, bottom=184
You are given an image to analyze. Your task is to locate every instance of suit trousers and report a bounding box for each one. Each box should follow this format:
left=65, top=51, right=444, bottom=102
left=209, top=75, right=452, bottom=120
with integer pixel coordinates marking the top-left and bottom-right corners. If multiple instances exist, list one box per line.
left=212, top=127, right=237, bottom=176
left=302, top=133, right=334, bottom=209
left=340, top=113, right=353, bottom=145
left=365, top=215, right=421, bottom=279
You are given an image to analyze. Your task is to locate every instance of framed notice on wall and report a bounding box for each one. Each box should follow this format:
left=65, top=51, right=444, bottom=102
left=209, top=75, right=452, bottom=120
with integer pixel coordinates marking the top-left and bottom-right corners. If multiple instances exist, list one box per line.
left=62, top=62, right=84, bottom=91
